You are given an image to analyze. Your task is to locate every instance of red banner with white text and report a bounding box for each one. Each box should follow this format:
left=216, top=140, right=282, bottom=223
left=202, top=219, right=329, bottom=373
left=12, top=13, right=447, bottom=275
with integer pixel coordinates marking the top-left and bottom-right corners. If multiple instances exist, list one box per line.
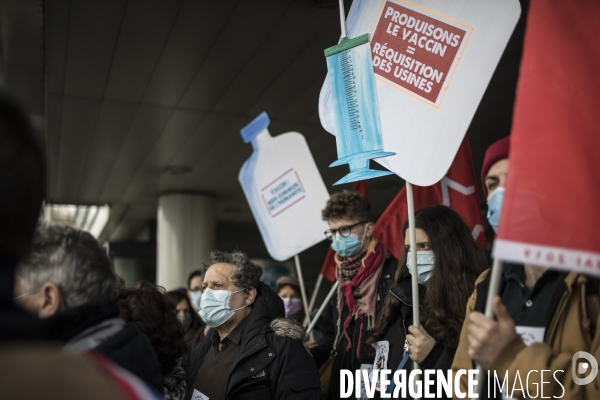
left=493, top=0, right=600, bottom=275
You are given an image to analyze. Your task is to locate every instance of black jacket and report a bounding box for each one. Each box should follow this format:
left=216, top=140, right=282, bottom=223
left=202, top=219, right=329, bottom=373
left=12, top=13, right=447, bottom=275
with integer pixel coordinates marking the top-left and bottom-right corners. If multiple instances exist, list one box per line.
left=182, top=283, right=323, bottom=400
left=310, top=255, right=397, bottom=399
left=43, top=300, right=163, bottom=392
left=372, top=277, right=454, bottom=399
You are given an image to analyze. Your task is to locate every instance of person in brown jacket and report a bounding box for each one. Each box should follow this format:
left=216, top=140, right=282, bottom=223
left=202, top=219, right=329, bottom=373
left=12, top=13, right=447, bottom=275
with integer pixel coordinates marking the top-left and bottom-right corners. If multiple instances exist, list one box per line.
left=451, top=138, right=600, bottom=399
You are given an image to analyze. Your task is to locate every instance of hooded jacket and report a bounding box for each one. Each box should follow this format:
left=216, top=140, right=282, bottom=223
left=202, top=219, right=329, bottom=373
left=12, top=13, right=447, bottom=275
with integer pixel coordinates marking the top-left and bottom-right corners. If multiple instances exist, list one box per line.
left=43, top=300, right=163, bottom=393
left=452, top=268, right=600, bottom=399
left=182, top=282, right=322, bottom=400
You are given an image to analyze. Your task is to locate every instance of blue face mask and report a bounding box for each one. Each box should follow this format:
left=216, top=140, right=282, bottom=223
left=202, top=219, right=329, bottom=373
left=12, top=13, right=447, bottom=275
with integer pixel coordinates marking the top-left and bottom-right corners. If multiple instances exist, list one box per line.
left=190, top=290, right=202, bottom=310
left=406, top=251, right=435, bottom=285
left=331, top=233, right=364, bottom=258
left=199, top=288, right=247, bottom=328
left=486, top=187, right=505, bottom=232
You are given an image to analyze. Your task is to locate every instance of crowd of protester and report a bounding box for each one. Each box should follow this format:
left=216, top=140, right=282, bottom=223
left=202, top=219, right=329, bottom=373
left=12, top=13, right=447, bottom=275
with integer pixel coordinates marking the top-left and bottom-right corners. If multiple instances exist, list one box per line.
left=1, top=79, right=599, bottom=400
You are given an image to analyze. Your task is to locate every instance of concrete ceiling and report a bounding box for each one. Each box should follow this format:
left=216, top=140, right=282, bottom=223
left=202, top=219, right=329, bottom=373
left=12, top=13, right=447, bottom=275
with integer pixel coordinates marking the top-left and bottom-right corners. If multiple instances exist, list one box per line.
left=1, top=0, right=529, bottom=243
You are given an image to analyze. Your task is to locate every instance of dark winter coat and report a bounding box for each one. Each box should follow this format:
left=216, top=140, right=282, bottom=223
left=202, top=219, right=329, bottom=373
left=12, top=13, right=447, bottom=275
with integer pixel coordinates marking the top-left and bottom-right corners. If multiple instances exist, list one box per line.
left=310, top=256, right=398, bottom=399
left=182, top=282, right=323, bottom=400
left=43, top=300, right=163, bottom=392
left=372, top=277, right=454, bottom=399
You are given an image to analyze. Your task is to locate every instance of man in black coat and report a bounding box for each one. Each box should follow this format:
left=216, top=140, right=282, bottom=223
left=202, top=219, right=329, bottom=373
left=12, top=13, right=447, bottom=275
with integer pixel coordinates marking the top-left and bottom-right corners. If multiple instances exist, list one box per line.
left=14, top=224, right=163, bottom=392
left=182, top=250, right=322, bottom=400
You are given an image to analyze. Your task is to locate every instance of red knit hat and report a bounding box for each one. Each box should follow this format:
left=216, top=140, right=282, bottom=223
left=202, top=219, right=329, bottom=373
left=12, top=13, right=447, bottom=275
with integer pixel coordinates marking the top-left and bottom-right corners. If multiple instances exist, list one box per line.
left=481, top=136, right=510, bottom=195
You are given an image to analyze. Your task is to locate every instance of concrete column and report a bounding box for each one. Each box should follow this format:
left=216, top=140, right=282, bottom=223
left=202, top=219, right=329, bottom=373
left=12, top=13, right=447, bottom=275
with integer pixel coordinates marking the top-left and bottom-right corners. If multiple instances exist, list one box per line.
left=157, top=193, right=215, bottom=290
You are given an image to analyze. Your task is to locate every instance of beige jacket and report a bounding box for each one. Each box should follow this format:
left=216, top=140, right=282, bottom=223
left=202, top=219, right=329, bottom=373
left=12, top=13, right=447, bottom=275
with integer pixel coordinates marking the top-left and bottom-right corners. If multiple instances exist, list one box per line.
left=0, top=344, right=139, bottom=400
left=451, top=269, right=600, bottom=399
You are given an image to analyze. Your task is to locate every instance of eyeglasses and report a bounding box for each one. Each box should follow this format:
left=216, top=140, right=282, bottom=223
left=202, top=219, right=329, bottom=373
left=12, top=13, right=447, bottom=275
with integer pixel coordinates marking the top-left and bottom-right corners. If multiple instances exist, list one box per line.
left=324, top=221, right=368, bottom=241
left=13, top=287, right=41, bottom=301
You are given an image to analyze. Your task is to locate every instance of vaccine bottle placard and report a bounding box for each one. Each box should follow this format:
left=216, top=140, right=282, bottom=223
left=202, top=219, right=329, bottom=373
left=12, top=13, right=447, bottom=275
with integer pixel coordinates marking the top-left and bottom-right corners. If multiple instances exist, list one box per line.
left=319, top=0, right=520, bottom=186
left=325, top=33, right=395, bottom=185
left=239, top=112, right=330, bottom=261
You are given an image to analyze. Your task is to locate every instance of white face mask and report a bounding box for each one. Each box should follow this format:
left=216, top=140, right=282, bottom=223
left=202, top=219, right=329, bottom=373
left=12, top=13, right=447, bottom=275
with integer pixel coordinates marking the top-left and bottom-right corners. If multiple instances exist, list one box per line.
left=486, top=187, right=505, bottom=232
left=199, top=288, right=247, bottom=328
left=190, top=290, right=202, bottom=310
left=406, top=251, right=435, bottom=285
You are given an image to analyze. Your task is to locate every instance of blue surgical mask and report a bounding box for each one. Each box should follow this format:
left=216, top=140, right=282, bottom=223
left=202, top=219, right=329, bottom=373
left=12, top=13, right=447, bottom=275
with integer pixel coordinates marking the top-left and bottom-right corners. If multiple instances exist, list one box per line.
left=486, top=187, right=505, bottom=232
left=406, top=251, right=435, bottom=285
left=199, top=288, right=247, bottom=328
left=331, top=233, right=364, bottom=258
left=191, top=290, right=202, bottom=310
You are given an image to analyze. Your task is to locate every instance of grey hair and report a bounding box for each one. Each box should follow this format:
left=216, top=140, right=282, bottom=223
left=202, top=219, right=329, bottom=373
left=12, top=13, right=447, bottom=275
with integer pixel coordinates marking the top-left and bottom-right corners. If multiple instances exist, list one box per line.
left=16, top=223, right=116, bottom=309
left=201, top=250, right=262, bottom=290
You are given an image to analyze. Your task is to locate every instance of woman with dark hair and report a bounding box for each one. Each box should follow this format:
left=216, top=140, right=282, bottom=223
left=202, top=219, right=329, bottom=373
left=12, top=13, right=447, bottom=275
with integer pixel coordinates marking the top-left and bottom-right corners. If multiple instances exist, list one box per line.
left=166, top=289, right=205, bottom=350
left=116, top=281, right=187, bottom=400
left=366, top=205, right=488, bottom=398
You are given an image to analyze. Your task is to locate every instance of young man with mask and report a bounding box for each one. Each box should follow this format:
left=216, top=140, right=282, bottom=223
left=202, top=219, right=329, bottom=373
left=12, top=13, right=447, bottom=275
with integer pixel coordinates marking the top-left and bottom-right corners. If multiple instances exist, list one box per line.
left=310, top=190, right=398, bottom=399
left=181, top=250, right=322, bottom=400
left=451, top=137, right=600, bottom=398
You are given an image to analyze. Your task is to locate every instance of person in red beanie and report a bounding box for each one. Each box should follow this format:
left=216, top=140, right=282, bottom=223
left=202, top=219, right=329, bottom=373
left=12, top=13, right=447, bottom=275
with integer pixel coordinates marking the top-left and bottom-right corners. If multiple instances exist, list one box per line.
left=451, top=137, right=599, bottom=399
left=481, top=136, right=510, bottom=233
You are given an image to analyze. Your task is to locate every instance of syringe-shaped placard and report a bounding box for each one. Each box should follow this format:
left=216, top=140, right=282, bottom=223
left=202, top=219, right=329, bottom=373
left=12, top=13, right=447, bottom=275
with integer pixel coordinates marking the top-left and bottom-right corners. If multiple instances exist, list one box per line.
left=325, top=33, right=395, bottom=185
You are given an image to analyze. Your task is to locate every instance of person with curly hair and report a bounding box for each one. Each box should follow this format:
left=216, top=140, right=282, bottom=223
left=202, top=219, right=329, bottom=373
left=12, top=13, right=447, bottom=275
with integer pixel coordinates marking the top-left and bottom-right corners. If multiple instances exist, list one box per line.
left=310, top=190, right=398, bottom=399
left=166, top=289, right=205, bottom=349
left=366, top=205, right=488, bottom=398
left=116, top=281, right=187, bottom=400
left=181, top=250, right=322, bottom=400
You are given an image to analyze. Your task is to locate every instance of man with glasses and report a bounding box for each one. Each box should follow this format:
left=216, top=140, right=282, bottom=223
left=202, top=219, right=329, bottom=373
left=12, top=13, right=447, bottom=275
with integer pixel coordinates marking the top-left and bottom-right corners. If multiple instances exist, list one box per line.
left=311, top=190, right=398, bottom=399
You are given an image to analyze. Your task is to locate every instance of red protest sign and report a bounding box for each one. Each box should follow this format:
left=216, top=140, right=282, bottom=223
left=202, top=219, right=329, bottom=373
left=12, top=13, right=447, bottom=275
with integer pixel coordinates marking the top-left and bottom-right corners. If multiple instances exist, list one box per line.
left=374, top=137, right=486, bottom=260
left=370, top=1, right=472, bottom=107
left=493, top=0, right=600, bottom=276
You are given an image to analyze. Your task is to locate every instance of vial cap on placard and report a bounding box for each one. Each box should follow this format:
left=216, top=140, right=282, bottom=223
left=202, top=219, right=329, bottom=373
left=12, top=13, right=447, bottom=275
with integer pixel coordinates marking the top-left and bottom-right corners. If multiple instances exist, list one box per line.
left=241, top=112, right=270, bottom=143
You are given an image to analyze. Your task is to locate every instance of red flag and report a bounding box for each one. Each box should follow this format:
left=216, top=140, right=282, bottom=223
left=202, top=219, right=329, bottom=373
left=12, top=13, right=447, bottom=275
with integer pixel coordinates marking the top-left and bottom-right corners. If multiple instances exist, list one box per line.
left=374, top=136, right=487, bottom=260
left=319, top=181, right=369, bottom=281
left=494, top=0, right=600, bottom=275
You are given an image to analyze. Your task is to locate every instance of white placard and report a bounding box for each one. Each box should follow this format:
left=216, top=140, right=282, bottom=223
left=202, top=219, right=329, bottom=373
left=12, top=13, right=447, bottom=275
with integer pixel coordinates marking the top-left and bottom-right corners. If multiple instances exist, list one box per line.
left=372, top=340, right=390, bottom=391
left=319, top=0, right=520, bottom=186
left=192, top=389, right=209, bottom=400
left=239, top=112, right=330, bottom=261
left=515, top=326, right=545, bottom=347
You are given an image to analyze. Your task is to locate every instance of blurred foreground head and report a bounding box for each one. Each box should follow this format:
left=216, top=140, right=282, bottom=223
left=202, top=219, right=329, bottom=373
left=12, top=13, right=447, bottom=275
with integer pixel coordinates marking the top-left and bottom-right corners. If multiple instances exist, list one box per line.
left=15, top=224, right=115, bottom=318
left=0, top=94, right=45, bottom=265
